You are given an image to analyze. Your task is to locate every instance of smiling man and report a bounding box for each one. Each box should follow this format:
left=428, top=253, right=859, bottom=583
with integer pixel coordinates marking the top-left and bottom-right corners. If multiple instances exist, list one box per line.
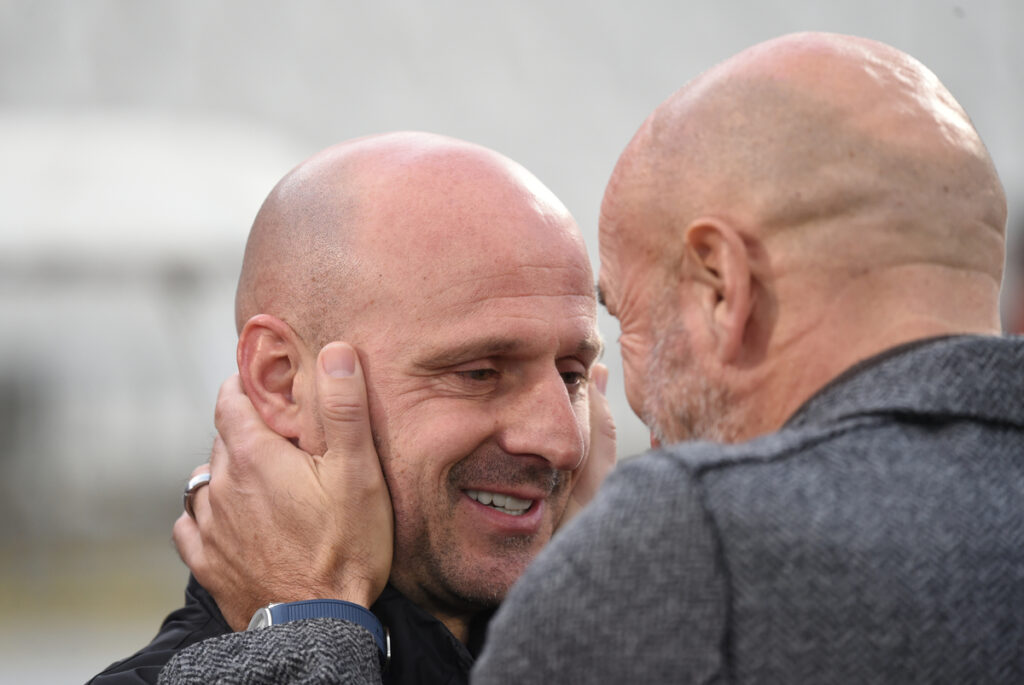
left=90, top=131, right=612, bottom=684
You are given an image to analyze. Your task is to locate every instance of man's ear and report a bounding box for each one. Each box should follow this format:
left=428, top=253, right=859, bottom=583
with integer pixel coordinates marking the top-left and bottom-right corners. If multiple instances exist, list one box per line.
left=237, top=314, right=310, bottom=440
left=682, top=219, right=752, bottom=363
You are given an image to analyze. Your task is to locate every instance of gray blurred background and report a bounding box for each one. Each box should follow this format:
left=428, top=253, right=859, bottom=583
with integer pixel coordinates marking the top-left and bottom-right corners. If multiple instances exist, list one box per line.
left=1, top=1, right=1021, bottom=681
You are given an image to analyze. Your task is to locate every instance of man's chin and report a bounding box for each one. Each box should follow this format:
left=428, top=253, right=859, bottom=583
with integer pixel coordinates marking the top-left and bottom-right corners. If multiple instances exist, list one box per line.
left=440, top=550, right=534, bottom=608
left=390, top=539, right=537, bottom=617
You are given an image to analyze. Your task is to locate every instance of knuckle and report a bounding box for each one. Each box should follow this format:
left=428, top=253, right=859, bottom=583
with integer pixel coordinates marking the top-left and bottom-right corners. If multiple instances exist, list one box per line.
left=189, top=463, right=211, bottom=478
left=320, top=396, right=366, bottom=424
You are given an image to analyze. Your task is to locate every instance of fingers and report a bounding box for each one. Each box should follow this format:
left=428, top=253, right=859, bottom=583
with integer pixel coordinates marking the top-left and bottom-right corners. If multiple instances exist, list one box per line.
left=588, top=363, right=616, bottom=467
left=207, top=433, right=229, bottom=483
left=213, top=374, right=281, bottom=463
left=173, top=510, right=203, bottom=570
left=185, top=461, right=212, bottom=523
left=190, top=463, right=211, bottom=479
left=559, top=364, right=618, bottom=529
left=178, top=461, right=211, bottom=551
left=316, top=343, right=378, bottom=466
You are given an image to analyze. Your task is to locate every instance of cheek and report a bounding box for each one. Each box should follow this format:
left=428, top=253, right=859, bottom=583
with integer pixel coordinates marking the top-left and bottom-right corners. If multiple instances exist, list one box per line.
left=379, top=401, right=499, bottom=489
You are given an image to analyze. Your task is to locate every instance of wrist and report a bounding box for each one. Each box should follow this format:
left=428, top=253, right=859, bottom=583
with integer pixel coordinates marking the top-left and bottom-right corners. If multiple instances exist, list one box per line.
left=248, top=599, right=389, bottom=666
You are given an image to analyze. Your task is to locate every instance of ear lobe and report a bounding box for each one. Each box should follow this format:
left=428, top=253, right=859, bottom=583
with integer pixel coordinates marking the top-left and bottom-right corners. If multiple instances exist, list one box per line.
left=683, top=219, right=752, bottom=363
left=237, top=314, right=308, bottom=439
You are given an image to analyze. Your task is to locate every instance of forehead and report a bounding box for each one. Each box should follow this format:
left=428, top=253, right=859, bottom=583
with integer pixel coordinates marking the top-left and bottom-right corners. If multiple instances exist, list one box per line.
left=598, top=160, right=649, bottom=314
left=383, top=237, right=597, bottom=356
left=347, top=161, right=598, bottom=357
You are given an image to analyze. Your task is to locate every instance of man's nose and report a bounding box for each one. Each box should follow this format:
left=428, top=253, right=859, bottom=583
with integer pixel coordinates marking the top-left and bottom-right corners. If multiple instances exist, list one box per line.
left=498, top=370, right=585, bottom=471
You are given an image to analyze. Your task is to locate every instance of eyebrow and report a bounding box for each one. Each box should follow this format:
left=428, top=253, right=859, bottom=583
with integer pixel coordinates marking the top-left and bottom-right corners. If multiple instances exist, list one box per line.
left=578, top=334, right=605, bottom=362
left=595, top=282, right=606, bottom=308
left=415, top=334, right=604, bottom=370
left=414, top=338, right=523, bottom=369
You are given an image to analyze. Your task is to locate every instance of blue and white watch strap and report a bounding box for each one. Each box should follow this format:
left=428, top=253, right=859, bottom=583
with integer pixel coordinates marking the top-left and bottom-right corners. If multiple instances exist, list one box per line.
left=253, top=599, right=389, bottom=663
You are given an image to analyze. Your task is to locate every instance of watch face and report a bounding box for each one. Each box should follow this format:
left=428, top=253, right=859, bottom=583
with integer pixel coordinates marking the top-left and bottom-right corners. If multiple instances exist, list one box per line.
left=247, top=607, right=272, bottom=630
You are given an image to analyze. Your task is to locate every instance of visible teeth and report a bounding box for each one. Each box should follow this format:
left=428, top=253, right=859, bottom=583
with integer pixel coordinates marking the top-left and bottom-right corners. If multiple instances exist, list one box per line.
left=467, top=489, right=533, bottom=516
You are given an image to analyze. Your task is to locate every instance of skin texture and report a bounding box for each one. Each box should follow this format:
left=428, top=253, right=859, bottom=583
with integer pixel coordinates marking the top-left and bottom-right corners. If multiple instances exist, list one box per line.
left=597, top=31, right=1007, bottom=445
left=176, top=132, right=608, bottom=641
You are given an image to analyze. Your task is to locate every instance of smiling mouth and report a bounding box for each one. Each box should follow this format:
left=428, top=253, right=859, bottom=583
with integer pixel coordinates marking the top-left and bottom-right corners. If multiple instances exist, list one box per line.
left=465, top=489, right=534, bottom=516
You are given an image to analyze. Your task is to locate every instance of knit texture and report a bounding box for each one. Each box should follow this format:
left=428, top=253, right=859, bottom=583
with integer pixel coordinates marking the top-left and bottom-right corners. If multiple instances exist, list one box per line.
left=159, top=619, right=381, bottom=684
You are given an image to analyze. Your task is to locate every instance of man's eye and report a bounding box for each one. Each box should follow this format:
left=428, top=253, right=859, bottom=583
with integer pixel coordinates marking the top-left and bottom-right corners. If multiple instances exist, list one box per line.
left=561, top=371, right=587, bottom=389
left=457, top=368, right=499, bottom=382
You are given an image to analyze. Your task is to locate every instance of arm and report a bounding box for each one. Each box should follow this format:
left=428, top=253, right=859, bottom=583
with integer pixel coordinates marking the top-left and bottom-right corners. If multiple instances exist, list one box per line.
left=159, top=618, right=382, bottom=685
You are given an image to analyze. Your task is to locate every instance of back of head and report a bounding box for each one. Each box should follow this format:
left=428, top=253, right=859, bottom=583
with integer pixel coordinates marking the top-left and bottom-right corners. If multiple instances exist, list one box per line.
left=601, top=32, right=1008, bottom=441
left=632, top=32, right=1006, bottom=286
left=635, top=32, right=1005, bottom=266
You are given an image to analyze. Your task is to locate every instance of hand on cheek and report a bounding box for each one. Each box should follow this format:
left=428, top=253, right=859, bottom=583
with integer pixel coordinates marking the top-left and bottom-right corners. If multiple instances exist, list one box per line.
left=172, top=343, right=394, bottom=631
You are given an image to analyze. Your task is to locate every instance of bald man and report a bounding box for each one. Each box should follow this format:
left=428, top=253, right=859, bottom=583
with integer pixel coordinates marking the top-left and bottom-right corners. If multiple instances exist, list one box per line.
left=90, top=132, right=613, bottom=684
left=477, top=32, right=1024, bottom=682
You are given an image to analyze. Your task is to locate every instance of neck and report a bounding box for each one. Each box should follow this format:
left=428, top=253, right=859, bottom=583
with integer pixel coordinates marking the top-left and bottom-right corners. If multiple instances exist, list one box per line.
left=389, top=579, right=482, bottom=644
left=737, top=265, right=1001, bottom=440
left=438, top=613, right=472, bottom=644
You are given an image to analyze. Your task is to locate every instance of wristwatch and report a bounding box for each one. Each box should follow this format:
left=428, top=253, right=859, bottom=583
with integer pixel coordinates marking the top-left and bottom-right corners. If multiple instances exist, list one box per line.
left=248, top=599, right=390, bottom=667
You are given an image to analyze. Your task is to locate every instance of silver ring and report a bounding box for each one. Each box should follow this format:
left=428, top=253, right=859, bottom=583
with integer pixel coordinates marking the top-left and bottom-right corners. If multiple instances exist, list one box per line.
left=183, top=472, right=211, bottom=520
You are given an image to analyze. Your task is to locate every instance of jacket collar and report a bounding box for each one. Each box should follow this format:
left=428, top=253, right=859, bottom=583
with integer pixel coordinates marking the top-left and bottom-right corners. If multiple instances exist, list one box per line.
left=785, top=334, right=1024, bottom=432
left=373, top=584, right=494, bottom=685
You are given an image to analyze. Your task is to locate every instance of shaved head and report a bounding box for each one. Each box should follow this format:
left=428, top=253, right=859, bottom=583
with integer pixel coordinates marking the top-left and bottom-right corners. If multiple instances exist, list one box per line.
left=610, top=32, right=1005, bottom=282
left=599, top=32, right=1008, bottom=443
left=236, top=132, right=582, bottom=351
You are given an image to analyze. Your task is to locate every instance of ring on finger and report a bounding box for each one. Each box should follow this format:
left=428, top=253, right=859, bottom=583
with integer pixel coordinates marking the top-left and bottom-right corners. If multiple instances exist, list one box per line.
left=183, top=472, right=211, bottom=520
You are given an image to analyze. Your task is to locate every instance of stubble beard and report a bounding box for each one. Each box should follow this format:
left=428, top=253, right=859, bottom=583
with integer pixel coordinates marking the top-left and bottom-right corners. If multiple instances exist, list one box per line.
left=641, top=319, right=740, bottom=446
left=388, top=447, right=563, bottom=616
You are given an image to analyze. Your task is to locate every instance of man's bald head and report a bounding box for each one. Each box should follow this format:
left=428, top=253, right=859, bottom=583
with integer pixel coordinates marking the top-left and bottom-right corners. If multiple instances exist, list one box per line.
left=599, top=32, right=1008, bottom=444
left=607, top=32, right=1006, bottom=284
left=236, top=132, right=581, bottom=351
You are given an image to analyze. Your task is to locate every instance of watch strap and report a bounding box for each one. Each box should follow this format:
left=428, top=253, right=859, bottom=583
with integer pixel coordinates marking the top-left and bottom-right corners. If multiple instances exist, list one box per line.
left=264, top=600, right=388, bottom=662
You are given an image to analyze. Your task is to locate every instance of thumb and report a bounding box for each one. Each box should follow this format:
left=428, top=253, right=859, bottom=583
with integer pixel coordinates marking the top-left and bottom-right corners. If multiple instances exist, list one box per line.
left=317, top=342, right=377, bottom=463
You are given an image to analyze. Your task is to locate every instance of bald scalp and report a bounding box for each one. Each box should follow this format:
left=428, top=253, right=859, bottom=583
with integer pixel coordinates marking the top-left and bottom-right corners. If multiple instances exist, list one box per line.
left=236, top=131, right=585, bottom=352
left=235, top=147, right=362, bottom=348
left=627, top=32, right=1006, bottom=284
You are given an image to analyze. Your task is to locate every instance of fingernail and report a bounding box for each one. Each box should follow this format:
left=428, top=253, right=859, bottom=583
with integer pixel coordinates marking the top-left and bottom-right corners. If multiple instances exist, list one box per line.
left=322, top=343, right=356, bottom=378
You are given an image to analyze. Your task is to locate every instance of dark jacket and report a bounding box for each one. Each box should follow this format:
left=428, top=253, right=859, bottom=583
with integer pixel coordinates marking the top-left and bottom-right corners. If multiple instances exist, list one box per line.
left=90, top=575, right=489, bottom=684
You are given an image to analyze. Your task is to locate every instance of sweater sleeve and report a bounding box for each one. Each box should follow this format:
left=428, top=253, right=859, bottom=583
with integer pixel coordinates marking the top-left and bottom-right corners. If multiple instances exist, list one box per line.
left=473, top=451, right=728, bottom=684
left=158, top=618, right=382, bottom=685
